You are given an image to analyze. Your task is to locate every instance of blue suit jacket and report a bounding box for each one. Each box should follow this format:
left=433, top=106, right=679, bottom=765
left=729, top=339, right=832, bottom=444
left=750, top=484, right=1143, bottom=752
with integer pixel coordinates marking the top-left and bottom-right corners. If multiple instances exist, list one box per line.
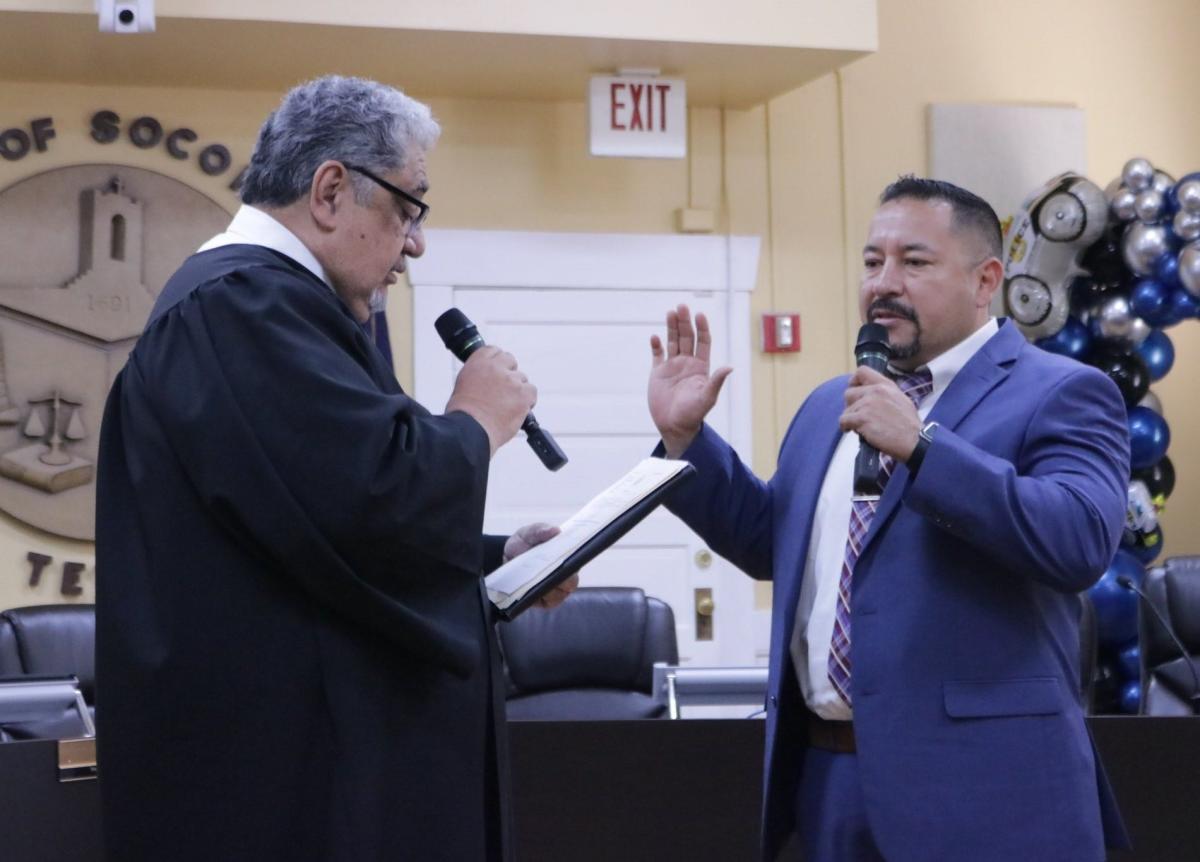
left=666, top=320, right=1131, bottom=862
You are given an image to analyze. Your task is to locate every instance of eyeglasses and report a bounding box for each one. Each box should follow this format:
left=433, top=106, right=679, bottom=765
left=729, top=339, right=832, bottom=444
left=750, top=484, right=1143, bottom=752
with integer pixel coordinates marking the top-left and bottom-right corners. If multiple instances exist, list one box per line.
left=342, top=162, right=429, bottom=237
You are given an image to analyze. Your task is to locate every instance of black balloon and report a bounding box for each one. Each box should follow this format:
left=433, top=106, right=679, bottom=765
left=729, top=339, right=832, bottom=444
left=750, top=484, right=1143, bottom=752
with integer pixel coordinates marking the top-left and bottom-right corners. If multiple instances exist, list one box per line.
left=1134, top=455, right=1176, bottom=502
left=1089, top=349, right=1151, bottom=407
left=1068, top=275, right=1120, bottom=317
left=1081, top=234, right=1129, bottom=285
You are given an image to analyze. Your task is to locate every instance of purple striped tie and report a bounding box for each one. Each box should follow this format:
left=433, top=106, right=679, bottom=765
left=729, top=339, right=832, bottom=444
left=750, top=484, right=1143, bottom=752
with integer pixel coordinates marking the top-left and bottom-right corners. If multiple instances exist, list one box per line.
left=828, top=368, right=934, bottom=706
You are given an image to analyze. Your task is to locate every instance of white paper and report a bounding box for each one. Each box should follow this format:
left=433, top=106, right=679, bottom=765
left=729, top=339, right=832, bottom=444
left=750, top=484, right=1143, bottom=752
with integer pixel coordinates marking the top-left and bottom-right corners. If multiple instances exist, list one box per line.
left=485, top=458, right=690, bottom=609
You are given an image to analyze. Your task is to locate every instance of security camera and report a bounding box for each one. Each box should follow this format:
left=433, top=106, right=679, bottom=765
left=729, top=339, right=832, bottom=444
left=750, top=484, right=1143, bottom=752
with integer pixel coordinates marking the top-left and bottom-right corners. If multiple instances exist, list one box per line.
left=96, top=0, right=156, bottom=34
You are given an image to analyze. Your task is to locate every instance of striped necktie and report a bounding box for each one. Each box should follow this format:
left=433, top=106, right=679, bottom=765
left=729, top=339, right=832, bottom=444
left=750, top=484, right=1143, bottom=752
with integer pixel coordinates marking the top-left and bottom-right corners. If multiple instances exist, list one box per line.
left=828, top=367, right=934, bottom=706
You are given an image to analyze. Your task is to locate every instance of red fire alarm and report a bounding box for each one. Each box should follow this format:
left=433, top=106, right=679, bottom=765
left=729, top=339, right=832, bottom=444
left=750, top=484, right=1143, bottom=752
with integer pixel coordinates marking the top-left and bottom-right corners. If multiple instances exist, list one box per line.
left=762, top=313, right=801, bottom=353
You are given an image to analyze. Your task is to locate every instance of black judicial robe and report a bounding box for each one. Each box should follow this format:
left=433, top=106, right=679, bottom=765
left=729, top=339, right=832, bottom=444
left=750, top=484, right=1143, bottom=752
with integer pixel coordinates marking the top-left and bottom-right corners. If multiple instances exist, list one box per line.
left=96, top=245, right=512, bottom=861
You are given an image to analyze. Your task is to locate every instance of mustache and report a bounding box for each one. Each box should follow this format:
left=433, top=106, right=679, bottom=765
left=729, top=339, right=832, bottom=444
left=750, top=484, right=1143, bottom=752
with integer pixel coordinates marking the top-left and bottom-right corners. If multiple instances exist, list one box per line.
left=868, top=298, right=918, bottom=323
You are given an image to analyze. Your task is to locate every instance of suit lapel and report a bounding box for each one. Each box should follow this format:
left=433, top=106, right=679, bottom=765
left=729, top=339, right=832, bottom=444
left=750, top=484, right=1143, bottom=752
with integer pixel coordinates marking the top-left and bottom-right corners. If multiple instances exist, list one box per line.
left=855, top=320, right=1023, bottom=561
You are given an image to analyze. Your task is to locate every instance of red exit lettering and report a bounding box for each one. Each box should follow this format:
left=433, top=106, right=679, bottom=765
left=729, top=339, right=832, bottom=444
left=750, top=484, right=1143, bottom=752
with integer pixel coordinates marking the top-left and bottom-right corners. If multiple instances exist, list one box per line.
left=610, top=83, right=671, bottom=132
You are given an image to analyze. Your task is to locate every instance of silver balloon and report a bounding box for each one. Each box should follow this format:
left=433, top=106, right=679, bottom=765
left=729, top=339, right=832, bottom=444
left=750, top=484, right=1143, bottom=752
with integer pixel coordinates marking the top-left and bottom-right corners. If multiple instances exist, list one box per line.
left=1092, top=294, right=1137, bottom=344
left=1122, top=157, right=1155, bottom=192
left=1104, top=177, right=1124, bottom=201
left=1177, top=178, right=1200, bottom=215
left=1127, top=315, right=1151, bottom=348
left=1122, top=222, right=1173, bottom=276
left=1173, top=210, right=1200, bottom=243
left=1110, top=189, right=1138, bottom=222
left=1179, top=241, right=1200, bottom=297
left=1139, top=390, right=1163, bottom=416
left=1134, top=189, right=1165, bottom=223
left=1153, top=170, right=1176, bottom=194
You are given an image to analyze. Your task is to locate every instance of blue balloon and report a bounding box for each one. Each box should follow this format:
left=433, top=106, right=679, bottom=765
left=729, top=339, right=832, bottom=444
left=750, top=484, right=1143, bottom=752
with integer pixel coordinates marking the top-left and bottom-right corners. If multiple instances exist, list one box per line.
left=1163, top=287, right=1200, bottom=327
left=1090, top=556, right=1143, bottom=649
left=1035, top=316, right=1091, bottom=360
left=1128, top=406, right=1171, bottom=470
left=1089, top=550, right=1145, bottom=647
left=1156, top=253, right=1183, bottom=291
left=1136, top=329, right=1175, bottom=381
left=1130, top=279, right=1172, bottom=326
left=1118, top=679, right=1141, bottom=714
left=1117, top=640, right=1141, bottom=680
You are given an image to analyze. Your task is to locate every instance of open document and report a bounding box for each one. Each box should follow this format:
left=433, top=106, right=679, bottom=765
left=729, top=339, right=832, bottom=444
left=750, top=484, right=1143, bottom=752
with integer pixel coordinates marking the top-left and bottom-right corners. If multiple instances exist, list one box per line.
left=486, top=458, right=695, bottom=620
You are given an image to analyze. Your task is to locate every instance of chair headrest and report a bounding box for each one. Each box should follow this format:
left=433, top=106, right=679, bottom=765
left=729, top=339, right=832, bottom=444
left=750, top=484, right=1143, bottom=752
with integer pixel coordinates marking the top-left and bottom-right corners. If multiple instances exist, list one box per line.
left=500, top=588, right=650, bottom=694
left=0, top=604, right=95, bottom=702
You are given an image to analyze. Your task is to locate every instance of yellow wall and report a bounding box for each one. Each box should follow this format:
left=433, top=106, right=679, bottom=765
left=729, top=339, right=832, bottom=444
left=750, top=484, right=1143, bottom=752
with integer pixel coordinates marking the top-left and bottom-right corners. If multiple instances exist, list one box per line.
left=1, top=0, right=1198, bottom=612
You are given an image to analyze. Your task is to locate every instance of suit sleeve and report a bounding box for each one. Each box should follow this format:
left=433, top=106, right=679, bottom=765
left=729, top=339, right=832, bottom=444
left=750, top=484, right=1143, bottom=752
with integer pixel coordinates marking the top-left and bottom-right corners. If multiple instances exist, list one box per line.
left=658, top=423, right=777, bottom=580
left=903, top=366, right=1130, bottom=592
left=127, top=266, right=492, bottom=673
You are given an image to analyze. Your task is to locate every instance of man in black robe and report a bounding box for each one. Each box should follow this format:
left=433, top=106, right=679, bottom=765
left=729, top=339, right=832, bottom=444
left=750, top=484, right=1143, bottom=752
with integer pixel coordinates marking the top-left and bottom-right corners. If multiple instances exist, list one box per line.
left=96, top=75, right=567, bottom=861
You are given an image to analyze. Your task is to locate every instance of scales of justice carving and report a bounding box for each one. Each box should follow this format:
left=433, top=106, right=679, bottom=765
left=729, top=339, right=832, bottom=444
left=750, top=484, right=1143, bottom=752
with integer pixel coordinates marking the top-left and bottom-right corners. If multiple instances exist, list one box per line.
left=0, top=174, right=160, bottom=539
left=0, top=390, right=91, bottom=493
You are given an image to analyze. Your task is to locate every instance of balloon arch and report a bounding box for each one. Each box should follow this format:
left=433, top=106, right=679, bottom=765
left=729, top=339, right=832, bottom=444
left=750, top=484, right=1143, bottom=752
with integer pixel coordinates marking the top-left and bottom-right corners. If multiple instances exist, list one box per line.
left=1001, top=159, right=1197, bottom=714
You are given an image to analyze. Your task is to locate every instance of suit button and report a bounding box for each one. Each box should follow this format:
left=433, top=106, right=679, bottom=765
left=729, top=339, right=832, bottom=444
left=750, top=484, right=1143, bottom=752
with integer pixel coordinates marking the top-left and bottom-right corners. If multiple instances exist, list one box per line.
left=769, top=695, right=778, bottom=707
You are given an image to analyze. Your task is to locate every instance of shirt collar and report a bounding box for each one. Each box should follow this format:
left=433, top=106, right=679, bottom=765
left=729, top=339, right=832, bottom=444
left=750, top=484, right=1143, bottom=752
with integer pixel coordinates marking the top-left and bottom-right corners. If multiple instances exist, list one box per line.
left=896, top=317, right=999, bottom=403
left=197, top=204, right=332, bottom=290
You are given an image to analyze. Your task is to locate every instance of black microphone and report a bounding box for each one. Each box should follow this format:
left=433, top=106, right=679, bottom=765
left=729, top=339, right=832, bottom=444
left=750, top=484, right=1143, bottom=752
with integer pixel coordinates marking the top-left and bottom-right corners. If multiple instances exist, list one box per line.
left=434, top=308, right=568, bottom=472
left=1118, top=574, right=1200, bottom=714
left=852, top=323, right=892, bottom=496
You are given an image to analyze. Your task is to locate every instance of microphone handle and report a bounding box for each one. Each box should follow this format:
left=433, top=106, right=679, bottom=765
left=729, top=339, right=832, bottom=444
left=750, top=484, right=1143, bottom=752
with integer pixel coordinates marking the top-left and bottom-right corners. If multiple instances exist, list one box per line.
left=1119, top=575, right=1200, bottom=713
left=451, top=335, right=568, bottom=472
left=521, top=414, right=568, bottom=471
left=852, top=350, right=890, bottom=496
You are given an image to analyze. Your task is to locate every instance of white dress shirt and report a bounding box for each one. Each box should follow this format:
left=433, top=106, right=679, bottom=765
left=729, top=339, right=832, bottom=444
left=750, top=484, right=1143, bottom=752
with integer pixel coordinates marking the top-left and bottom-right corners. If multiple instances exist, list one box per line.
left=791, top=317, right=1000, bottom=720
left=197, top=204, right=332, bottom=290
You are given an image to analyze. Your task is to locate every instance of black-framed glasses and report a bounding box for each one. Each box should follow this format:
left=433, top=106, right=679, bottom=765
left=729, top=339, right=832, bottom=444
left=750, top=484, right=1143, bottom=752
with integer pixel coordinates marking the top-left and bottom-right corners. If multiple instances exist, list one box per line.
left=342, top=162, right=429, bottom=236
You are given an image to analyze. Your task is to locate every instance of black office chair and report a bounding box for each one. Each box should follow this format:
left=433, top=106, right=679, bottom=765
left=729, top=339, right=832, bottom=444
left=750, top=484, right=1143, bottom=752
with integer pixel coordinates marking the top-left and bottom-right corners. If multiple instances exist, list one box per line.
left=0, top=604, right=96, bottom=739
left=498, top=587, right=678, bottom=720
left=1137, top=557, right=1200, bottom=716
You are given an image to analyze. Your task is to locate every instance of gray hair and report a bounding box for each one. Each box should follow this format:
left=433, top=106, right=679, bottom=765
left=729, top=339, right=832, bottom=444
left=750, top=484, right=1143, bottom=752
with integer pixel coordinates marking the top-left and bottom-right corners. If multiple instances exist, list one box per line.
left=239, top=76, right=440, bottom=207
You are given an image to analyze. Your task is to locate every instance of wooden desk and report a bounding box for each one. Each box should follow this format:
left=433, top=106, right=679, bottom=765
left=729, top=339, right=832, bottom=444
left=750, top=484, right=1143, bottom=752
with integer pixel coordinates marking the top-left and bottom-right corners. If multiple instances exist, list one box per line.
left=1, top=718, right=1196, bottom=861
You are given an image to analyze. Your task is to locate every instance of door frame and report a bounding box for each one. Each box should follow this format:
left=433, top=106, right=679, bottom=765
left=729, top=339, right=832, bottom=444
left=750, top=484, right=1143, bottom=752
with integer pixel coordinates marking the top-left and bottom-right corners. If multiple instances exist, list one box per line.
left=407, top=228, right=767, bottom=663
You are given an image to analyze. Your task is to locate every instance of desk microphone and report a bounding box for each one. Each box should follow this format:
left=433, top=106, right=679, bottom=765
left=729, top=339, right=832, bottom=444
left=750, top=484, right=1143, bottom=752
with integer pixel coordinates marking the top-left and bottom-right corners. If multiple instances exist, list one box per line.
left=1118, top=574, right=1200, bottom=714
left=434, top=308, right=568, bottom=472
left=852, top=323, right=892, bottom=496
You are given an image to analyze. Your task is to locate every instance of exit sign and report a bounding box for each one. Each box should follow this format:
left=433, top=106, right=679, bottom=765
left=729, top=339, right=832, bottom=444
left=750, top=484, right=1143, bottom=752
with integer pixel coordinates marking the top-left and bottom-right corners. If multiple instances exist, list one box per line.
left=589, top=75, right=687, bottom=159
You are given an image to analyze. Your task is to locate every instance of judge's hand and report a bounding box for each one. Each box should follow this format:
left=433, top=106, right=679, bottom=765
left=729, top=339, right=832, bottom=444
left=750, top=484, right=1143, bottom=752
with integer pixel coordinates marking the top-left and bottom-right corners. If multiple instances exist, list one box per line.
left=446, top=346, right=537, bottom=456
left=502, top=523, right=577, bottom=610
left=648, top=304, right=733, bottom=458
left=839, top=366, right=923, bottom=462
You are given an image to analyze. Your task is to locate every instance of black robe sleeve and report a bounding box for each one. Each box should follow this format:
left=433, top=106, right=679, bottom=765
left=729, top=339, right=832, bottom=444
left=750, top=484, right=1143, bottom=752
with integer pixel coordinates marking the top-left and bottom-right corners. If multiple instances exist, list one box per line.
left=125, top=261, right=492, bottom=675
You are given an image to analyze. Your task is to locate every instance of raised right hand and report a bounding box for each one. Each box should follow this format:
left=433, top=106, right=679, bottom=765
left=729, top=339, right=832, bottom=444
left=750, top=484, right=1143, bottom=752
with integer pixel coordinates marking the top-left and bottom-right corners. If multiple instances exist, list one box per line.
left=446, top=346, right=537, bottom=456
left=648, top=304, right=732, bottom=458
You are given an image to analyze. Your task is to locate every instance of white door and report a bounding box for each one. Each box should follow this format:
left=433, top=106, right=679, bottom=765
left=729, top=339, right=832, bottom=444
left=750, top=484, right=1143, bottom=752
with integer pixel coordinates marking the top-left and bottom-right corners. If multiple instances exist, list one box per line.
left=410, top=229, right=768, bottom=667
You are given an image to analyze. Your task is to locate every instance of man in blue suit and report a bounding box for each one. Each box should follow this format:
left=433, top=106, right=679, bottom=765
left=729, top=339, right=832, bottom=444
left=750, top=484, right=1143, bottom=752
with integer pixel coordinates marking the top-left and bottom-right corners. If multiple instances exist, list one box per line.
left=647, top=177, right=1131, bottom=861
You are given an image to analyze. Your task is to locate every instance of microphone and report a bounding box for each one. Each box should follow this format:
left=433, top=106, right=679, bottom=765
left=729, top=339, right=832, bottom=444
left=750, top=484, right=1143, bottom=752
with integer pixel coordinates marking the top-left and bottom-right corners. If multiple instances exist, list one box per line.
left=434, top=308, right=568, bottom=472
left=852, top=323, right=892, bottom=496
left=1118, top=574, right=1200, bottom=714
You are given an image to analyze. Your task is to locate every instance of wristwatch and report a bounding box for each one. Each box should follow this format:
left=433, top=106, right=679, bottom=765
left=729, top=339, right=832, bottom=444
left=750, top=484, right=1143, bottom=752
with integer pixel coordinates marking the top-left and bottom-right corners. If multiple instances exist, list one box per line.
left=907, top=420, right=939, bottom=474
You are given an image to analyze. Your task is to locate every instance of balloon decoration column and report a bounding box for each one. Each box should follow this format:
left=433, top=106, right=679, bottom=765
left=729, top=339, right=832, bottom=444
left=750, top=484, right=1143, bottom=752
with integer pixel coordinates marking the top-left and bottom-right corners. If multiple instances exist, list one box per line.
left=1001, top=160, right=1196, bottom=714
